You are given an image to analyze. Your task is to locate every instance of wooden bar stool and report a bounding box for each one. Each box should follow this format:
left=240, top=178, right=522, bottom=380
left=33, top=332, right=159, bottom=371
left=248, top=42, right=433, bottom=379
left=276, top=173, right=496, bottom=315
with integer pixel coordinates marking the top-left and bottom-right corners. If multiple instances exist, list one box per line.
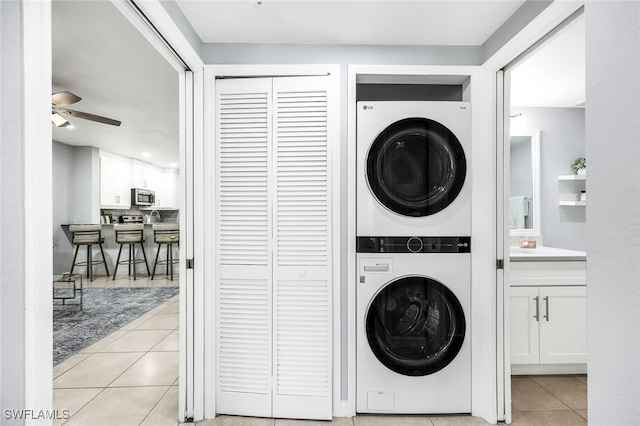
left=69, top=224, right=109, bottom=282
left=113, top=224, right=150, bottom=280
left=151, top=224, right=179, bottom=280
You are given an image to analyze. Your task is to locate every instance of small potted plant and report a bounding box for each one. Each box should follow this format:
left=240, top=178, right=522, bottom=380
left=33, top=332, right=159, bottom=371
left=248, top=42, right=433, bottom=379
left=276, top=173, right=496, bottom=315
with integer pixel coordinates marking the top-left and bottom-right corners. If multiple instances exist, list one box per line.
left=572, top=157, right=586, bottom=175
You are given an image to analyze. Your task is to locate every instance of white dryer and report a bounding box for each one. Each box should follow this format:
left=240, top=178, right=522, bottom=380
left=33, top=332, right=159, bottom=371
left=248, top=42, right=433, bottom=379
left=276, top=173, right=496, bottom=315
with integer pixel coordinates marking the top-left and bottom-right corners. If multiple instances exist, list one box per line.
left=357, top=101, right=471, bottom=237
left=356, top=237, right=471, bottom=414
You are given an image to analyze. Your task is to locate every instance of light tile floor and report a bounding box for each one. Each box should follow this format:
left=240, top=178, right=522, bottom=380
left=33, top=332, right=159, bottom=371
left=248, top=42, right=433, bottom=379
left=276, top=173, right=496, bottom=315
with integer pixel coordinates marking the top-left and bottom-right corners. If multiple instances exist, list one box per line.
left=510, top=375, right=587, bottom=425
left=53, top=275, right=180, bottom=426
left=53, top=276, right=587, bottom=426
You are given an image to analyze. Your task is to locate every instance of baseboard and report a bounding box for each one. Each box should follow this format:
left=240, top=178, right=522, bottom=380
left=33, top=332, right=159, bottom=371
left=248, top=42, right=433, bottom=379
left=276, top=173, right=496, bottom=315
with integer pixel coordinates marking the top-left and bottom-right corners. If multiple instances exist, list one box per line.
left=333, top=400, right=351, bottom=418
left=511, top=363, right=587, bottom=375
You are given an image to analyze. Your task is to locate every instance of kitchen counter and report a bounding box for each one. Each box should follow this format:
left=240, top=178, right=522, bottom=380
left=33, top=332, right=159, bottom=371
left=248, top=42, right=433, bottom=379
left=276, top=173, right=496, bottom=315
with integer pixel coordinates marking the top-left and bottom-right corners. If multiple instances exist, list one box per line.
left=99, top=222, right=177, bottom=226
left=60, top=223, right=179, bottom=278
left=510, top=245, right=586, bottom=262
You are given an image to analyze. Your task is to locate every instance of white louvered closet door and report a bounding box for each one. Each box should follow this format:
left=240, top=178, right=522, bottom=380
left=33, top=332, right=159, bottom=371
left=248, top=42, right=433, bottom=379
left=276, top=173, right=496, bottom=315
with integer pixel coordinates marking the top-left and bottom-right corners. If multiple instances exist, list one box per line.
left=215, top=76, right=332, bottom=420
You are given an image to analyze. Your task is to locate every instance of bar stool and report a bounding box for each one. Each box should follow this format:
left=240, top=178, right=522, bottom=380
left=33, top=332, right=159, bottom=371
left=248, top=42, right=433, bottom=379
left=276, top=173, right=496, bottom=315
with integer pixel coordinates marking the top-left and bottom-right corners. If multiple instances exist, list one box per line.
left=113, top=224, right=150, bottom=280
left=69, top=224, right=109, bottom=282
left=151, top=224, right=179, bottom=280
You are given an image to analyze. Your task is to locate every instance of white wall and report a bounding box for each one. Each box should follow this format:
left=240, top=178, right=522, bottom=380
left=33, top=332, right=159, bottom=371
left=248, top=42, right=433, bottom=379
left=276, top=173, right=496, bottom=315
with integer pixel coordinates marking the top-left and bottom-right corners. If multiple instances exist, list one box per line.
left=53, top=142, right=75, bottom=273
left=512, top=107, right=586, bottom=251
left=52, top=142, right=101, bottom=274
left=586, top=1, right=640, bottom=424
left=0, top=0, right=27, bottom=414
left=72, top=146, right=100, bottom=224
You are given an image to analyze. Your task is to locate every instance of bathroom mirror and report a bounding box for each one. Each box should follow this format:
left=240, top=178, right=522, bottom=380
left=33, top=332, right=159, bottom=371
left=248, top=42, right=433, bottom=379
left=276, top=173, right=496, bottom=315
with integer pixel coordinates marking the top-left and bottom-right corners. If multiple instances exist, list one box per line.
left=509, top=130, right=540, bottom=236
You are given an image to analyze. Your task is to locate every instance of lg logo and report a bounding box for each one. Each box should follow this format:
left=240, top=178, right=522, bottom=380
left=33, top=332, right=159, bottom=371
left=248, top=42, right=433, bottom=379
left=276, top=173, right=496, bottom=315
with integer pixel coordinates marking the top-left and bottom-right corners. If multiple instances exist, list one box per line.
left=362, top=105, right=374, bottom=110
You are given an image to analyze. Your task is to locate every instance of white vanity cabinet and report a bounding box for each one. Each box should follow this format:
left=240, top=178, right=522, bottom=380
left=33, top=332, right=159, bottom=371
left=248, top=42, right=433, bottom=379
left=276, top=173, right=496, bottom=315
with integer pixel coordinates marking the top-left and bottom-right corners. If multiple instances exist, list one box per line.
left=510, top=259, right=587, bottom=374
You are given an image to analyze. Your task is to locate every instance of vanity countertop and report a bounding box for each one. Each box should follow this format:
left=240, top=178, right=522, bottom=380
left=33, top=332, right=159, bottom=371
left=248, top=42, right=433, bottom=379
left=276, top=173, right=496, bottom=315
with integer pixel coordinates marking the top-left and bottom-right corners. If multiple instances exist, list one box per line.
left=510, top=245, right=586, bottom=262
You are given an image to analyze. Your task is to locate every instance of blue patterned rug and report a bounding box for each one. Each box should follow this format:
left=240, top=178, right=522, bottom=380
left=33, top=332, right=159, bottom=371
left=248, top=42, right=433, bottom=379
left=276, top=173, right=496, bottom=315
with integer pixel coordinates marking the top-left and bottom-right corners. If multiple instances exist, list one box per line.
left=53, top=286, right=179, bottom=365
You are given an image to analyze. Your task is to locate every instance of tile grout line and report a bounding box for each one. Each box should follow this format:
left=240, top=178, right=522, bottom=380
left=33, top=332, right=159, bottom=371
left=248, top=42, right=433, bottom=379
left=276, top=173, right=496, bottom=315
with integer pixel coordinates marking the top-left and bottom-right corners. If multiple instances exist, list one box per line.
left=136, top=384, right=175, bottom=426
left=521, top=375, right=573, bottom=412
left=529, top=375, right=588, bottom=414
left=57, top=386, right=108, bottom=426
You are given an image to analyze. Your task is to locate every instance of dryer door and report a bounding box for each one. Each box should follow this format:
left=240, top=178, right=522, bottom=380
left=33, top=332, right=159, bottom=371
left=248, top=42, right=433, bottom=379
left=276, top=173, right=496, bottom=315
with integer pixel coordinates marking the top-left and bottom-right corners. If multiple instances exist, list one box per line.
left=365, top=275, right=466, bottom=376
left=366, top=117, right=466, bottom=217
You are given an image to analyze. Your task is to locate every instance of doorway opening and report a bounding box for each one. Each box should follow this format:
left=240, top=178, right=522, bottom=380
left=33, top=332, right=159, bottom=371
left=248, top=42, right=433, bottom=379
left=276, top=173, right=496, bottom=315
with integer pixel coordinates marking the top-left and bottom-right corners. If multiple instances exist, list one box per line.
left=502, top=9, right=587, bottom=424
left=50, top=1, right=188, bottom=423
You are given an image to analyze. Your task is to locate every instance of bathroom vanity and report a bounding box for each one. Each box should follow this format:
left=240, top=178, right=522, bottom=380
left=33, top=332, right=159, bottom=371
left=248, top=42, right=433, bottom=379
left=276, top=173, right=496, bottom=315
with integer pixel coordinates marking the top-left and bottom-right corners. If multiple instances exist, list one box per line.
left=509, top=246, right=587, bottom=375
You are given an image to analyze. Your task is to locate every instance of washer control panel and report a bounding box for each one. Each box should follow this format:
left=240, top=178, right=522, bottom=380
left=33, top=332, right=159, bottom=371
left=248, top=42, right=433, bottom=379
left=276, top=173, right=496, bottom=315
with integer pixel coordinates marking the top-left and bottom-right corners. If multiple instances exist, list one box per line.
left=356, top=236, right=471, bottom=253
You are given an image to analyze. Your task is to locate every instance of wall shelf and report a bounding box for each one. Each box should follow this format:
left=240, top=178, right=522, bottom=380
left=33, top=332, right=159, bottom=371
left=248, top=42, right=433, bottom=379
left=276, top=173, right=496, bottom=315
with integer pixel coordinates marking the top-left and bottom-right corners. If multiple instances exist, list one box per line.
left=559, top=200, right=586, bottom=207
left=558, top=174, right=586, bottom=181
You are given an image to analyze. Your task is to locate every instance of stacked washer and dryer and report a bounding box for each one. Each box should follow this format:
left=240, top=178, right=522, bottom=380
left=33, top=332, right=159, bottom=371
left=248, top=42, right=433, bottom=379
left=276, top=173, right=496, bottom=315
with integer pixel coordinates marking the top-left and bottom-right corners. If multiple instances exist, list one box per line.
left=356, top=101, right=471, bottom=414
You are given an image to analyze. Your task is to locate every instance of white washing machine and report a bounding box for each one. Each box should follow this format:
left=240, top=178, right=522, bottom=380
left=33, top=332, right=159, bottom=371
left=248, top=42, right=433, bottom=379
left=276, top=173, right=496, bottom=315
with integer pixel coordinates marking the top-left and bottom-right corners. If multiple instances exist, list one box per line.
left=356, top=237, right=471, bottom=414
left=357, top=101, right=471, bottom=237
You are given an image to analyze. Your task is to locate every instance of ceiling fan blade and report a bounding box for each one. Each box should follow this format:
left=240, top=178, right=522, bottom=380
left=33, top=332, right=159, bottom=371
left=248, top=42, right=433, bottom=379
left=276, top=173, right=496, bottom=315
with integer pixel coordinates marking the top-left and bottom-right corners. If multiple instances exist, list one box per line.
left=58, top=108, right=121, bottom=126
left=52, top=91, right=82, bottom=107
left=51, top=112, right=70, bottom=127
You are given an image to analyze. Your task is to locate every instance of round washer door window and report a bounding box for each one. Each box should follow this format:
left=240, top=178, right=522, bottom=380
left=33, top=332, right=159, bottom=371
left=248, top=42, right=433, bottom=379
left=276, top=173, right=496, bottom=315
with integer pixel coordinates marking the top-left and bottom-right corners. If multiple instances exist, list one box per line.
left=366, top=117, right=466, bottom=217
left=366, top=276, right=466, bottom=376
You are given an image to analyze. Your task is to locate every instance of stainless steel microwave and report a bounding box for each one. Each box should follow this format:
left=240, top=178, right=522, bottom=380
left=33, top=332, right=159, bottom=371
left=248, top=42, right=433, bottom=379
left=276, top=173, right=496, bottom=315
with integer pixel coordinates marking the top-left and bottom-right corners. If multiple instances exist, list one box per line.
left=131, top=188, right=155, bottom=206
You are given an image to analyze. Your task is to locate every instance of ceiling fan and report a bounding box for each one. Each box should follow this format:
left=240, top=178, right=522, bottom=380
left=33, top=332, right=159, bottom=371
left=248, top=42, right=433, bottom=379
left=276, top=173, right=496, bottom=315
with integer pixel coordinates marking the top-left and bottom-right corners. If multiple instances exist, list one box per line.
left=51, top=91, right=121, bottom=127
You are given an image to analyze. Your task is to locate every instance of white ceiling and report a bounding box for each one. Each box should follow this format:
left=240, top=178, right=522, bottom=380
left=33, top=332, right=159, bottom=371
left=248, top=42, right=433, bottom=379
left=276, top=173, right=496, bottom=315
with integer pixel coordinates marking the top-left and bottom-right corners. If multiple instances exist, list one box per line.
left=511, top=14, right=585, bottom=108
left=176, top=0, right=524, bottom=45
left=52, top=0, right=179, bottom=169
left=51, top=1, right=584, bottom=168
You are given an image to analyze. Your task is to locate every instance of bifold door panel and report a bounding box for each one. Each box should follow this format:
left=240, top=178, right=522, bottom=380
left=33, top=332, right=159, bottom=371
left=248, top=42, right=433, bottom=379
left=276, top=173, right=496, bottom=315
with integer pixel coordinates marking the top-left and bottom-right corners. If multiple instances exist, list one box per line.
left=215, top=76, right=332, bottom=420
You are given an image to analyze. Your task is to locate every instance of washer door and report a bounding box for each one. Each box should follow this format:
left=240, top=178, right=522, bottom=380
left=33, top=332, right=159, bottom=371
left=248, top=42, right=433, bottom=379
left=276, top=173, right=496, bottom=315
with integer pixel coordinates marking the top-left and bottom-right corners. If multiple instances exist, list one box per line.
left=366, top=117, right=466, bottom=217
left=366, top=275, right=466, bottom=376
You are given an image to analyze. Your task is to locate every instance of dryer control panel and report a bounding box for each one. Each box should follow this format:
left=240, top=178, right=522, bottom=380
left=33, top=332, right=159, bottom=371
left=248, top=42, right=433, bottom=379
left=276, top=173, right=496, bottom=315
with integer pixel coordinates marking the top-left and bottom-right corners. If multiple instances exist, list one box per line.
left=357, top=236, right=471, bottom=253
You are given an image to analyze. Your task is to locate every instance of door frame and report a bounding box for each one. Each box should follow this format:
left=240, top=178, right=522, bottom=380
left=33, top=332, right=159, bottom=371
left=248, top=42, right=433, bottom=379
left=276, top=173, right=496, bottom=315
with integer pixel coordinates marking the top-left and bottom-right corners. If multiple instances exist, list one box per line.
left=111, top=2, right=204, bottom=420
left=204, top=64, right=342, bottom=418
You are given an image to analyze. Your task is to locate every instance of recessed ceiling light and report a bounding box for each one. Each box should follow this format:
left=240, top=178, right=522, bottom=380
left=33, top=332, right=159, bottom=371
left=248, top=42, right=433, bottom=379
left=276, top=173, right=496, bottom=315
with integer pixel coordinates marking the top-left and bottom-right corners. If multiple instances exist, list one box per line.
left=142, top=152, right=151, bottom=158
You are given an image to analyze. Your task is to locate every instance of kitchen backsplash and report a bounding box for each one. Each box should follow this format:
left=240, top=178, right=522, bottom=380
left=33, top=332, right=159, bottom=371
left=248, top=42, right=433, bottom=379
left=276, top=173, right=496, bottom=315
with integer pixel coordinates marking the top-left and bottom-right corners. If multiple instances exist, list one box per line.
left=100, top=208, right=179, bottom=224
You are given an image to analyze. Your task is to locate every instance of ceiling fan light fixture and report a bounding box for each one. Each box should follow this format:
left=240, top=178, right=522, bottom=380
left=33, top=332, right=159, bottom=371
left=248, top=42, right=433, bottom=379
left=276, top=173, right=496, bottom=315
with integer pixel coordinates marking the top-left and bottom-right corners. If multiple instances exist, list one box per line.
left=52, top=112, right=70, bottom=127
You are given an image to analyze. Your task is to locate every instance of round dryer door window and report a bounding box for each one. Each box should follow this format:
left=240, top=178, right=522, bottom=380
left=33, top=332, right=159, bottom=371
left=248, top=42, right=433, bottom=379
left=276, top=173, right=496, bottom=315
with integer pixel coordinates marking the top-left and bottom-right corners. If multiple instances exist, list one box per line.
left=366, top=117, right=466, bottom=217
left=366, top=276, right=466, bottom=376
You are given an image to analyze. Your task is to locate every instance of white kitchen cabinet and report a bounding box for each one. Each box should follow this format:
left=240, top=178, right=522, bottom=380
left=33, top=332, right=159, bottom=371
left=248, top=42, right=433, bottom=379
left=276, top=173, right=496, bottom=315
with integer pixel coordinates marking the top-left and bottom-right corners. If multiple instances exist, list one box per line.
left=100, top=154, right=131, bottom=208
left=132, top=160, right=160, bottom=191
left=156, top=168, right=179, bottom=208
left=511, top=286, right=587, bottom=366
left=214, top=76, right=334, bottom=420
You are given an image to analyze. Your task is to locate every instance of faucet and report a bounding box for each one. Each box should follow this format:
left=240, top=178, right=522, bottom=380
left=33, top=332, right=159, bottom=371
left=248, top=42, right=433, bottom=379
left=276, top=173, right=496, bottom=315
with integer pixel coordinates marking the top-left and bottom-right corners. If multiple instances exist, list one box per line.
left=150, top=210, right=161, bottom=224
